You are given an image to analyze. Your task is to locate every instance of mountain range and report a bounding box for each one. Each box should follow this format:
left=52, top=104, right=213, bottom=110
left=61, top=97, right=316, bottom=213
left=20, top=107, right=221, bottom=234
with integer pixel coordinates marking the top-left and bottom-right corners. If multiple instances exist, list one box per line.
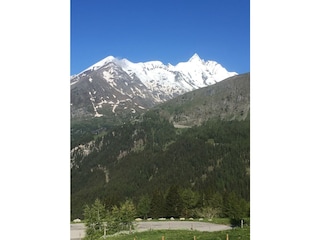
left=71, top=54, right=237, bottom=120
left=70, top=53, right=250, bottom=221
left=70, top=70, right=250, bottom=220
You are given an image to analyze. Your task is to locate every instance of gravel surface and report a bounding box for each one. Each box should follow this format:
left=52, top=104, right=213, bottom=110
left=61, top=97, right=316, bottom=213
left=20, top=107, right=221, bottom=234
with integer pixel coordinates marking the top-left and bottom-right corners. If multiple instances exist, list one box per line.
left=135, top=221, right=232, bottom=232
left=70, top=221, right=232, bottom=239
left=70, top=223, right=85, bottom=240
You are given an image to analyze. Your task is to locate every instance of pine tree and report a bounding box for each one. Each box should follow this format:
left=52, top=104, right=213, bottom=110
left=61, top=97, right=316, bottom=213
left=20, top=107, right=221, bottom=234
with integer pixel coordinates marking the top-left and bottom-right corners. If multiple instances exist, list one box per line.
left=165, top=185, right=183, bottom=218
left=149, top=189, right=165, bottom=218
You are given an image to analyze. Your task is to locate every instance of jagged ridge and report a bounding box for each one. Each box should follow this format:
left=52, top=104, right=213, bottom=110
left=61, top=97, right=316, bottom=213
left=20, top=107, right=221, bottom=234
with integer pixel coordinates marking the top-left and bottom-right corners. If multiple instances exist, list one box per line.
left=70, top=54, right=237, bottom=120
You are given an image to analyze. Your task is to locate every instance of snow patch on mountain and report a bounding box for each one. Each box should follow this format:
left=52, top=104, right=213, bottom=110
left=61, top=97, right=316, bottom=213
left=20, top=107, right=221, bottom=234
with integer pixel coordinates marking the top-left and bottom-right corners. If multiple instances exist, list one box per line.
left=71, top=54, right=238, bottom=118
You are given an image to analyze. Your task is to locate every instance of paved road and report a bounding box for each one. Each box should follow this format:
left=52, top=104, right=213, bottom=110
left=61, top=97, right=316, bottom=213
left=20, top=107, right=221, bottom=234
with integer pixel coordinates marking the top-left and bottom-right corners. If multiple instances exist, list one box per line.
left=70, top=221, right=232, bottom=239
left=70, top=223, right=85, bottom=240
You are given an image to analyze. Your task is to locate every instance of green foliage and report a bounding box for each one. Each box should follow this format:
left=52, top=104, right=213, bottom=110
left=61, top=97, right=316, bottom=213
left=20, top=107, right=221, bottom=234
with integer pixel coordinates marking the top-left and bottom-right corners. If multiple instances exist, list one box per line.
left=101, top=227, right=250, bottom=240
left=137, top=195, right=151, bottom=219
left=149, top=190, right=166, bottom=218
left=113, top=199, right=137, bottom=229
left=71, top=116, right=114, bottom=149
left=83, top=198, right=136, bottom=239
left=154, top=73, right=250, bottom=125
left=222, top=192, right=250, bottom=224
left=83, top=199, right=106, bottom=238
left=71, top=115, right=250, bottom=221
left=165, top=185, right=183, bottom=218
left=179, top=188, right=200, bottom=217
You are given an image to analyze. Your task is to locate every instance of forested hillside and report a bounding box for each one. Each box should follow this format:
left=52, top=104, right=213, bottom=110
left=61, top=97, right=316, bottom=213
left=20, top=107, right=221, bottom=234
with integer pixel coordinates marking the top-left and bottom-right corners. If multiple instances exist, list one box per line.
left=71, top=73, right=250, bottom=222
left=71, top=111, right=249, bottom=220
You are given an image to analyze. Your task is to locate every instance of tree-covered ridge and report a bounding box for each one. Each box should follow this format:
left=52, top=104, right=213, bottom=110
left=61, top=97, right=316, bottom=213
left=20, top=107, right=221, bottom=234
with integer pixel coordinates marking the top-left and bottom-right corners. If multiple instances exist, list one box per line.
left=71, top=112, right=250, bottom=222
left=154, top=73, right=250, bottom=126
left=71, top=114, right=132, bottom=149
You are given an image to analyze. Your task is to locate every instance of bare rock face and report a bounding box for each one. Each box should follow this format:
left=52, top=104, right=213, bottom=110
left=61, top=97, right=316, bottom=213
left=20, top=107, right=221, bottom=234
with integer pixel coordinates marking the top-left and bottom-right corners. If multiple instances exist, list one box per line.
left=70, top=55, right=237, bottom=120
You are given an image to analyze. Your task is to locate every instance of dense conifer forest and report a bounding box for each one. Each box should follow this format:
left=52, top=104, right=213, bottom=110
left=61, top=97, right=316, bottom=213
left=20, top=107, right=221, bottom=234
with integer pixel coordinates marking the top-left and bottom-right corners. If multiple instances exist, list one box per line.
left=71, top=110, right=250, bottom=222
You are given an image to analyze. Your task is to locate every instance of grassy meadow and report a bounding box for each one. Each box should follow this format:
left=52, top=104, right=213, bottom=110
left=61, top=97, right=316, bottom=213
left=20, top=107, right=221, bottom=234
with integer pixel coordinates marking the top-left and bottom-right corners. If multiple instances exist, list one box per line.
left=104, top=226, right=250, bottom=240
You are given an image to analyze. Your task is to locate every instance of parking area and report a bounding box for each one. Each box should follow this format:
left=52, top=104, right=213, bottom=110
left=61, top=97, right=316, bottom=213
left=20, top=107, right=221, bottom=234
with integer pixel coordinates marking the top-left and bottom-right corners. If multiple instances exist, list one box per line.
left=70, top=221, right=232, bottom=239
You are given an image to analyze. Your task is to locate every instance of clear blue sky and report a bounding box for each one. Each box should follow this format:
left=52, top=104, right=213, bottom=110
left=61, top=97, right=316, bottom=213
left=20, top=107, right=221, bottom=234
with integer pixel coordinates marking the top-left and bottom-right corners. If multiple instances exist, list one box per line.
left=71, top=0, right=250, bottom=75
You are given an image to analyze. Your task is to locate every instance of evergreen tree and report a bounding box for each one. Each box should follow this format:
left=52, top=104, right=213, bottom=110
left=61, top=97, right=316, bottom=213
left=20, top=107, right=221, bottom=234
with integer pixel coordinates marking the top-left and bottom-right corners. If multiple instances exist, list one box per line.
left=179, top=188, right=200, bottom=217
left=83, top=198, right=106, bottom=239
left=165, top=185, right=183, bottom=218
left=149, top=189, right=165, bottom=218
left=222, top=192, right=249, bottom=225
left=137, top=194, right=151, bottom=219
left=118, top=199, right=136, bottom=229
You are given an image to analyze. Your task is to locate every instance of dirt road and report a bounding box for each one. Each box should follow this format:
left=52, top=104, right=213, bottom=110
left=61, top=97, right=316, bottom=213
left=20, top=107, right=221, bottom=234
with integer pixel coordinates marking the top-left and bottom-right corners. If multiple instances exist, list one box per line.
left=70, top=221, right=232, bottom=239
left=136, top=220, right=232, bottom=232
left=71, top=223, right=86, bottom=239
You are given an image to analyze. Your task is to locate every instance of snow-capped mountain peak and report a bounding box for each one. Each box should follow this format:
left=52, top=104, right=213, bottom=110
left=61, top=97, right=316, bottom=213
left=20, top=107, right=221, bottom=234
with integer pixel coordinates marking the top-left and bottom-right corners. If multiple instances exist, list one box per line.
left=83, top=55, right=116, bottom=72
left=71, top=54, right=238, bottom=119
left=188, top=53, right=203, bottom=63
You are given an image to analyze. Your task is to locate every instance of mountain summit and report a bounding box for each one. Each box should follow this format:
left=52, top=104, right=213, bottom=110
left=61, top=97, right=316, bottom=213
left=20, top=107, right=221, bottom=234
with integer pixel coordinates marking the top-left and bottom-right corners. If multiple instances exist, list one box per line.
left=188, top=53, right=203, bottom=63
left=71, top=54, right=237, bottom=120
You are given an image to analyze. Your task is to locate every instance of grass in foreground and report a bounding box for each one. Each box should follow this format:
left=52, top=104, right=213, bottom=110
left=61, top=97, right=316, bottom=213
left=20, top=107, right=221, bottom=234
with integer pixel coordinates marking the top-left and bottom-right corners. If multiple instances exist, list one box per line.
left=105, top=227, right=250, bottom=240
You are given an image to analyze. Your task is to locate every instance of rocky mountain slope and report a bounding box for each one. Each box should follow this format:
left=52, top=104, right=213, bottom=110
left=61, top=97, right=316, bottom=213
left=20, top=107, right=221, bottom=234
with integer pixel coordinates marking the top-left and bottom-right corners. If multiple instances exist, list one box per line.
left=154, top=73, right=250, bottom=127
left=71, top=54, right=237, bottom=120
left=71, top=73, right=250, bottom=219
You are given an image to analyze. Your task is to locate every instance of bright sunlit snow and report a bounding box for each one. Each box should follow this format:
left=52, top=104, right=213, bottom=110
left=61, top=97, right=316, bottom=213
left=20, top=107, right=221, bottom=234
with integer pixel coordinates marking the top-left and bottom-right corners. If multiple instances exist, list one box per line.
left=71, top=54, right=238, bottom=117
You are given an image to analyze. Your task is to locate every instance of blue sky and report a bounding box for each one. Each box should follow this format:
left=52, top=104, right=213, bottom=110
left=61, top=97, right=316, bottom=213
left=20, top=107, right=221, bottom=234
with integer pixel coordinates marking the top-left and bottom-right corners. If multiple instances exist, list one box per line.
left=3, top=2, right=320, bottom=236
left=71, top=0, right=250, bottom=75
